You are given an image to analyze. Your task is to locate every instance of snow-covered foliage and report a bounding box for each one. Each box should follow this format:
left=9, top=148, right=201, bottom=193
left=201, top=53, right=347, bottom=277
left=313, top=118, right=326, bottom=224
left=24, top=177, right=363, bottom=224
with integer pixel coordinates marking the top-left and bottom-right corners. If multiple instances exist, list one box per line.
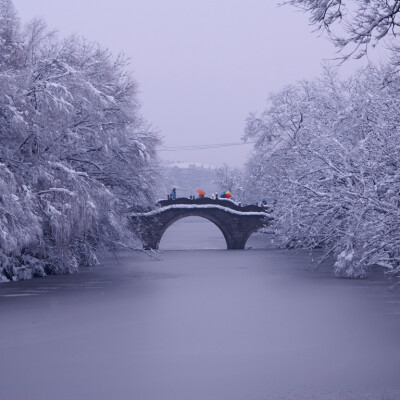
left=214, top=164, right=247, bottom=202
left=283, top=0, right=400, bottom=60
left=244, top=65, right=400, bottom=278
left=0, top=1, right=160, bottom=282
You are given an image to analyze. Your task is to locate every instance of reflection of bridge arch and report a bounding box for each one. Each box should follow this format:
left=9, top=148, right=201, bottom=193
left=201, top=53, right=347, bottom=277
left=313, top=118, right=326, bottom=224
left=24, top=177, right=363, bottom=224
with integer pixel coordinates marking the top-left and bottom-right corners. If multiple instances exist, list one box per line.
left=130, top=199, right=272, bottom=250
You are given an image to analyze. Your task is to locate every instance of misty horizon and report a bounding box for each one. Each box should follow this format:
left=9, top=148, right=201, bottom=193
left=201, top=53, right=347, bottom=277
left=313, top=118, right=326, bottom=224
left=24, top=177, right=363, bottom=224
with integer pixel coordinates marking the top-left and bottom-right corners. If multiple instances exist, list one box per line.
left=13, top=0, right=374, bottom=167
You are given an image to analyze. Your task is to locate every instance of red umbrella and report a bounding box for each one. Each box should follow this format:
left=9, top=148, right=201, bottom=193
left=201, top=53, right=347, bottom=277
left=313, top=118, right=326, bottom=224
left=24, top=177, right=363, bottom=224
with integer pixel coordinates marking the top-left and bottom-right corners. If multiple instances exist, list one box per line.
left=196, top=189, right=205, bottom=196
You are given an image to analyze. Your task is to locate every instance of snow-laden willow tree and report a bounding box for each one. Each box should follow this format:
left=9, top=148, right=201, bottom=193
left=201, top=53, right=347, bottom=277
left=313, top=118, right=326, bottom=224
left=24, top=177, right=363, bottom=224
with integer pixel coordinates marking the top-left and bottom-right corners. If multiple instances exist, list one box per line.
left=0, top=0, right=160, bottom=282
left=244, top=65, right=400, bottom=278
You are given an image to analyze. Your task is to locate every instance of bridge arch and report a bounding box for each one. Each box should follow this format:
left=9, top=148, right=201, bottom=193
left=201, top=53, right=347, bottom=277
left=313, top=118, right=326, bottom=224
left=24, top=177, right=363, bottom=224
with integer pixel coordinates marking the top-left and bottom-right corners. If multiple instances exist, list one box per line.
left=158, top=213, right=232, bottom=250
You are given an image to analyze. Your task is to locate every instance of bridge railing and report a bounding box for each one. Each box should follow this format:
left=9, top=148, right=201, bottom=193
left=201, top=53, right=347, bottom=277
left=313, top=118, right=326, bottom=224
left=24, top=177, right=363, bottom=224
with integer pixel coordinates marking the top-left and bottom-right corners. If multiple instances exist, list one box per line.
left=157, top=197, right=271, bottom=213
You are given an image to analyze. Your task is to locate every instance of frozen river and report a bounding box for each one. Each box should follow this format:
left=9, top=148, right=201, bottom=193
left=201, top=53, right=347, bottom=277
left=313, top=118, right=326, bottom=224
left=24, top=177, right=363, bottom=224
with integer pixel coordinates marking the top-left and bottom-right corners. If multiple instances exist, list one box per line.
left=1, top=218, right=400, bottom=400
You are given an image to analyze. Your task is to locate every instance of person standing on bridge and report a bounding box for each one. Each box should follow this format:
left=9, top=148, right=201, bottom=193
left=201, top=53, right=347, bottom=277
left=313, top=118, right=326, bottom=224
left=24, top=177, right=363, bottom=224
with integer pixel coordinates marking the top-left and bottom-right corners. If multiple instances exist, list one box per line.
left=196, top=189, right=205, bottom=199
left=171, top=188, right=176, bottom=200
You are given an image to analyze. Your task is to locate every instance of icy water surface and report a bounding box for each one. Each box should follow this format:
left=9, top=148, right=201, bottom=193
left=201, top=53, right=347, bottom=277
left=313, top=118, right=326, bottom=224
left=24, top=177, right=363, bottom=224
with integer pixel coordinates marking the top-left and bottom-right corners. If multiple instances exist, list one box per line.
left=1, top=218, right=400, bottom=400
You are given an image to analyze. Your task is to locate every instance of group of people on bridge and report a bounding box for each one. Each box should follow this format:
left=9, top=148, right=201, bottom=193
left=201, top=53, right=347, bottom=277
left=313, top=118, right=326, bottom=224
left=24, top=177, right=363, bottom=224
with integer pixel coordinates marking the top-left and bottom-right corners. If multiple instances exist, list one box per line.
left=168, top=188, right=232, bottom=201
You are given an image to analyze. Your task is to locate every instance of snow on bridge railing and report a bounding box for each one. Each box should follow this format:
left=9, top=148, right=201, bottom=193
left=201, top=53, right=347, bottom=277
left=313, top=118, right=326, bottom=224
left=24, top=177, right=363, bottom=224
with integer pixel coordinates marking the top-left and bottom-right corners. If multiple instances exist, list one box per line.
left=130, top=197, right=273, bottom=217
left=157, top=197, right=270, bottom=213
left=131, top=204, right=270, bottom=217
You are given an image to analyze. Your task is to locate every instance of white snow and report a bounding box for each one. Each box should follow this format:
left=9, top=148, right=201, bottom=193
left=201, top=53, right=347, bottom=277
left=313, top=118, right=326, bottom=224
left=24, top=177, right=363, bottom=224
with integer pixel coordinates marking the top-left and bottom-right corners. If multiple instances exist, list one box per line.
left=131, top=203, right=268, bottom=217
left=37, top=188, right=76, bottom=196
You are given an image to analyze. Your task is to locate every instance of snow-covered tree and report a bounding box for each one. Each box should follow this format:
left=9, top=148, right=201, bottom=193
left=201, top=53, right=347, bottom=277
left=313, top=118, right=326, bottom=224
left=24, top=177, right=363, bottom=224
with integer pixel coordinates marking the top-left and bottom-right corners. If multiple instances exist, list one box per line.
left=0, top=1, right=160, bottom=282
left=245, top=64, right=400, bottom=279
left=214, top=164, right=247, bottom=202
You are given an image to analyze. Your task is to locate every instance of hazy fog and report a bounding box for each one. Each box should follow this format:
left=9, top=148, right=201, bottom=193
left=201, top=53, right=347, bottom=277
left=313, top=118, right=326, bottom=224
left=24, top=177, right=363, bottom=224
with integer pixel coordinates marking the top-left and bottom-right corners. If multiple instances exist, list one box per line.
left=13, top=0, right=370, bottom=166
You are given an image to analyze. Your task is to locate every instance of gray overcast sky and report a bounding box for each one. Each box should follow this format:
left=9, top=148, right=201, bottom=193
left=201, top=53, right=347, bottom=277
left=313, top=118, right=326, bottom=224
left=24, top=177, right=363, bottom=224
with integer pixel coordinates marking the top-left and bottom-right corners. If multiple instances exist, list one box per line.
left=14, top=0, right=364, bottom=167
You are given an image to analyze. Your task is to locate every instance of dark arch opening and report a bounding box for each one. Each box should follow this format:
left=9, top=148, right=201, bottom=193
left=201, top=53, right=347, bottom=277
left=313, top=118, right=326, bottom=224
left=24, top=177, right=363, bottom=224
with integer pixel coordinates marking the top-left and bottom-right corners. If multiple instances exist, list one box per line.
left=159, top=216, right=227, bottom=250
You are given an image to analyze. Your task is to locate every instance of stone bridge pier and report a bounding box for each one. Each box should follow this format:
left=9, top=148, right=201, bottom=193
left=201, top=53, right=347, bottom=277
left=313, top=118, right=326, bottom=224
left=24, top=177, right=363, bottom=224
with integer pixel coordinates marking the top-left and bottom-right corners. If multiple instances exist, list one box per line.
left=129, top=199, right=272, bottom=250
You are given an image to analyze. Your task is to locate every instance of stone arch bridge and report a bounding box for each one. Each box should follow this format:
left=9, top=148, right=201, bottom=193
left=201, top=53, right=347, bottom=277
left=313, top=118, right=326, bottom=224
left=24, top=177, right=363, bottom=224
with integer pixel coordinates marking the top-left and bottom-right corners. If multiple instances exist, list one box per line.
left=129, top=198, right=272, bottom=250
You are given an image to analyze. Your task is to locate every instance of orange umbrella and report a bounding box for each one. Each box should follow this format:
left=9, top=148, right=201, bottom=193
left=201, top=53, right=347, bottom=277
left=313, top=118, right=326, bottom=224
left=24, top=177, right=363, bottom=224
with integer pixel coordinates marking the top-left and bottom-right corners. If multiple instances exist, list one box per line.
left=196, top=189, right=205, bottom=196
